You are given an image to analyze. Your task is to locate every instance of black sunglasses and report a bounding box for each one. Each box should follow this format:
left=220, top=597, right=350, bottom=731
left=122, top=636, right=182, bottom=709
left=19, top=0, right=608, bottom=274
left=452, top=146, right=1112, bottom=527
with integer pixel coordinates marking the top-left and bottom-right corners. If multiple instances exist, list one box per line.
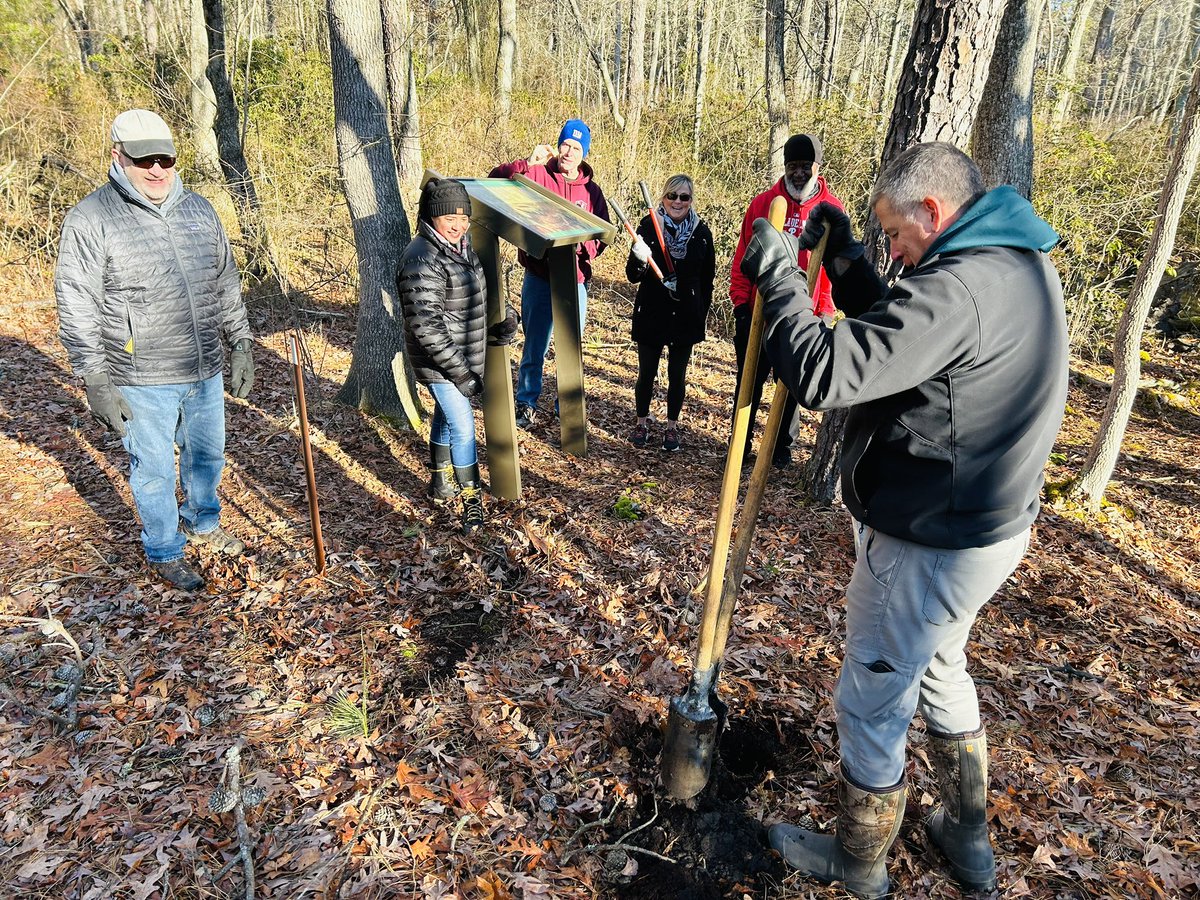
left=665, top=192, right=692, bottom=202
left=126, top=154, right=177, bottom=170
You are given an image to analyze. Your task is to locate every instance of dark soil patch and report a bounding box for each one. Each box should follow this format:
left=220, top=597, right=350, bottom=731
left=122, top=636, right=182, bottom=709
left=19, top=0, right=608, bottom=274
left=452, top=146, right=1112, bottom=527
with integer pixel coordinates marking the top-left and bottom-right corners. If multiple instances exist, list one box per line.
left=389, top=598, right=509, bottom=694
left=597, top=713, right=804, bottom=899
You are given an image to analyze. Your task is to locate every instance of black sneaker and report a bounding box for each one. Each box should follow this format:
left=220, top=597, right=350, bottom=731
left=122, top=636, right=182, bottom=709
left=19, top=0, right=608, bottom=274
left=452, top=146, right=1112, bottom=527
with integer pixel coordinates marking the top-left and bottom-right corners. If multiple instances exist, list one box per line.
left=630, top=423, right=649, bottom=448
left=151, top=558, right=205, bottom=590
left=460, top=484, right=485, bottom=534
left=662, top=426, right=681, bottom=452
left=771, top=448, right=792, bottom=470
left=515, top=404, right=536, bottom=430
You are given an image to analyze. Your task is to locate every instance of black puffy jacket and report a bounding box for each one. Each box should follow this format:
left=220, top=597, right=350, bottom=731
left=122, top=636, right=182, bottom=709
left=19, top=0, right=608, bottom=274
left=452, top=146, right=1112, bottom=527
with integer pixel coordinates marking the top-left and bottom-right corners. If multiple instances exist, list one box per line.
left=398, top=220, right=487, bottom=386
left=625, top=215, right=715, bottom=346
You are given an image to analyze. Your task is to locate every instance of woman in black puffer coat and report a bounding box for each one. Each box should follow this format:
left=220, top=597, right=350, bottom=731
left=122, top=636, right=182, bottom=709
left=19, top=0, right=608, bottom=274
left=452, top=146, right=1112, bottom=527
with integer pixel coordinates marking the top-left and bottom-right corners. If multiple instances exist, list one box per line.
left=398, top=178, right=516, bottom=533
left=625, top=174, right=716, bottom=452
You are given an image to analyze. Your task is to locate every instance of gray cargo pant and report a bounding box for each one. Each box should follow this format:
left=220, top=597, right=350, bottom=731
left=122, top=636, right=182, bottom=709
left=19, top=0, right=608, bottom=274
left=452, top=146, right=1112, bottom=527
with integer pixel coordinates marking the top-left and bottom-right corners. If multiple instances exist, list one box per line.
left=835, top=519, right=1030, bottom=788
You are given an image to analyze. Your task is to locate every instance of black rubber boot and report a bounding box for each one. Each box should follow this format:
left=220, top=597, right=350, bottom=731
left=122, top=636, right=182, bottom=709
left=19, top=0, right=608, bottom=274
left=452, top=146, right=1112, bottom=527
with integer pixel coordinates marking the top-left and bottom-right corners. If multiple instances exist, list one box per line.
left=925, top=727, right=997, bottom=892
left=455, top=463, right=485, bottom=534
left=428, top=442, right=458, bottom=499
left=768, top=767, right=906, bottom=899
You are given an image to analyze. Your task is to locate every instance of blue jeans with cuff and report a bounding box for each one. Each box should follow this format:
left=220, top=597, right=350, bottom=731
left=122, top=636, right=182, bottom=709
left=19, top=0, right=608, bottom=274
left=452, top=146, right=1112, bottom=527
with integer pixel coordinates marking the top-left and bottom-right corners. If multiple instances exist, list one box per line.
left=118, top=374, right=226, bottom=563
left=516, top=271, right=588, bottom=410
left=834, top=519, right=1031, bottom=788
left=428, top=381, right=478, bottom=468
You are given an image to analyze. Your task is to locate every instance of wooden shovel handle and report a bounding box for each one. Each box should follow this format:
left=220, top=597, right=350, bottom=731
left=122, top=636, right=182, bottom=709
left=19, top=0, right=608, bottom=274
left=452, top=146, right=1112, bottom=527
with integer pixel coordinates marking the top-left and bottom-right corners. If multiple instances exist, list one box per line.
left=609, top=197, right=666, bottom=281
left=691, top=196, right=789, bottom=677
left=639, top=180, right=676, bottom=275
left=709, top=230, right=830, bottom=665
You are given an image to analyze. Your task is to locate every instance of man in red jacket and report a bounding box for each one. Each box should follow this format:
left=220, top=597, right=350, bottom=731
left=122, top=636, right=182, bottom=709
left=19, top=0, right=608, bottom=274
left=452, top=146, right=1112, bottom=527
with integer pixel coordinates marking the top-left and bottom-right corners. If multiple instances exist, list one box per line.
left=489, top=119, right=609, bottom=429
left=729, top=133, right=844, bottom=467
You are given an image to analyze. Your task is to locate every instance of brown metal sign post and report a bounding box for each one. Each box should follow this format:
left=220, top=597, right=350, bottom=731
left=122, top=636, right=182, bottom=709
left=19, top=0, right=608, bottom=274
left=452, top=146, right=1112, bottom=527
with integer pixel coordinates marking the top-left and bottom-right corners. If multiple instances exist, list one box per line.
left=287, top=332, right=326, bottom=574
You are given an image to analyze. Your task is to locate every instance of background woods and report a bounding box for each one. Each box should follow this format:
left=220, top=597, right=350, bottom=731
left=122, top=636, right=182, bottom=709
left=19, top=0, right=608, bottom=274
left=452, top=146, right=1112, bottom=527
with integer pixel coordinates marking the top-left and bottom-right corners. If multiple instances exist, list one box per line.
left=2, top=0, right=1200, bottom=897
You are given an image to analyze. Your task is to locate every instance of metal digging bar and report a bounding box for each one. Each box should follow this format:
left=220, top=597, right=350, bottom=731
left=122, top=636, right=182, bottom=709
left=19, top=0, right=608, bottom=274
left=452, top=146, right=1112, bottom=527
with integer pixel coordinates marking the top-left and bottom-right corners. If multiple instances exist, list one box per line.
left=660, top=196, right=788, bottom=800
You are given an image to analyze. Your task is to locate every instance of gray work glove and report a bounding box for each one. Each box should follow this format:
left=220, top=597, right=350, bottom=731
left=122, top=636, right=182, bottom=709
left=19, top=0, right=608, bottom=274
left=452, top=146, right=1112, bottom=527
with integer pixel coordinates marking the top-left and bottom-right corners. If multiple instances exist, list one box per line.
left=740, top=218, right=803, bottom=296
left=454, top=371, right=483, bottom=399
left=83, top=372, right=133, bottom=436
left=230, top=338, right=254, bottom=399
left=798, top=201, right=865, bottom=262
left=487, top=306, right=520, bottom=347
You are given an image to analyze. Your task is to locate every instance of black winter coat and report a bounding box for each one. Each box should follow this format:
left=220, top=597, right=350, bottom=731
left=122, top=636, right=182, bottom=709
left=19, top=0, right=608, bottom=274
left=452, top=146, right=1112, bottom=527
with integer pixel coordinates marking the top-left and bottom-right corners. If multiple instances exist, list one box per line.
left=398, top=220, right=487, bottom=386
left=625, top=215, right=715, bottom=346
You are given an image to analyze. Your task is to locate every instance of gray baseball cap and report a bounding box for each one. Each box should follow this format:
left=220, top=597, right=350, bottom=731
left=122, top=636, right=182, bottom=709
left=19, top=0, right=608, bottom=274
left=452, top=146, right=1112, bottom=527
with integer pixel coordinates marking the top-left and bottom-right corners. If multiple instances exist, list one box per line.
left=111, top=109, right=176, bottom=158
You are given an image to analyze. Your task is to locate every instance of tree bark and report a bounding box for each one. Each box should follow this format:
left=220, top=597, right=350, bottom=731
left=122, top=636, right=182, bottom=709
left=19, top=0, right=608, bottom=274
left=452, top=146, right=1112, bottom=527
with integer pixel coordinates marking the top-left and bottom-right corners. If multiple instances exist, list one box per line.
left=189, top=0, right=221, bottom=179
left=691, top=0, right=713, bottom=160
left=1084, top=2, right=1117, bottom=115
left=818, top=0, right=842, bottom=101
left=765, top=0, right=789, bottom=175
left=803, top=0, right=1006, bottom=504
left=381, top=0, right=423, bottom=190
left=142, top=0, right=159, bottom=56
left=327, top=0, right=421, bottom=424
left=566, top=0, right=625, bottom=127
left=495, top=0, right=516, bottom=115
left=621, top=0, right=647, bottom=182
left=1052, top=0, right=1099, bottom=126
left=972, top=0, right=1044, bottom=198
left=55, top=0, right=99, bottom=69
left=1072, top=59, right=1200, bottom=509
left=202, top=0, right=278, bottom=282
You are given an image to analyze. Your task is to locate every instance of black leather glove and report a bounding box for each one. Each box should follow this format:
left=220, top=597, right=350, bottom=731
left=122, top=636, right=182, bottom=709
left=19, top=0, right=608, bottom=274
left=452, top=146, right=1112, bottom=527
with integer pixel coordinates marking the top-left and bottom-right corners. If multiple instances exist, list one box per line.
left=454, top=372, right=483, bottom=399
left=230, top=338, right=254, bottom=399
left=83, top=372, right=133, bottom=436
left=487, top=306, right=520, bottom=347
left=798, top=201, right=864, bottom=262
left=740, top=218, right=802, bottom=295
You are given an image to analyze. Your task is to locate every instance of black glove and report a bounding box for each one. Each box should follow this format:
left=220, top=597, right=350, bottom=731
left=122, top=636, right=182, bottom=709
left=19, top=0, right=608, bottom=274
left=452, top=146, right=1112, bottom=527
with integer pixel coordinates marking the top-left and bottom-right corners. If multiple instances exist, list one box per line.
left=798, top=201, right=864, bottom=262
left=230, top=338, right=254, bottom=399
left=83, top=373, right=133, bottom=436
left=454, top=372, right=483, bottom=398
left=740, top=218, right=803, bottom=296
left=487, top=306, right=520, bottom=347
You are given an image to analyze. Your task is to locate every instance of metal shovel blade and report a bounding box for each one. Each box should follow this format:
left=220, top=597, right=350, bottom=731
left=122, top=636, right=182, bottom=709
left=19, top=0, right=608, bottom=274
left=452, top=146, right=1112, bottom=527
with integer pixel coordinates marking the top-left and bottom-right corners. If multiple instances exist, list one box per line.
left=661, top=693, right=721, bottom=800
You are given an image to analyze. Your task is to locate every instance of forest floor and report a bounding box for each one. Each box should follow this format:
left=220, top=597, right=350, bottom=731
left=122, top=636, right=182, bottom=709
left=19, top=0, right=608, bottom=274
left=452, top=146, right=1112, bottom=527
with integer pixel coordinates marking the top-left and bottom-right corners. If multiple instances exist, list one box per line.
left=1, top=268, right=1199, bottom=900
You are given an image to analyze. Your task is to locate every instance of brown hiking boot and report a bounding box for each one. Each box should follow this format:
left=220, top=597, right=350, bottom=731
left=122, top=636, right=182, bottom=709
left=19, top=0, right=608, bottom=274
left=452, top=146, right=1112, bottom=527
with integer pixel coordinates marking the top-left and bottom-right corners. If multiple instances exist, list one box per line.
left=183, top=525, right=246, bottom=556
left=150, top=558, right=205, bottom=591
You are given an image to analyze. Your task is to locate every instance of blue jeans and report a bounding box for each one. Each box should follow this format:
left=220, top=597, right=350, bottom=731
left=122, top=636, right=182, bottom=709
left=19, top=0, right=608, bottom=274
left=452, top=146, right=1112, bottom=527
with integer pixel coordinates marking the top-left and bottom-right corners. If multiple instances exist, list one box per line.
left=428, top=381, right=478, bottom=468
left=516, top=271, right=587, bottom=409
left=118, top=374, right=226, bottom=563
left=834, top=520, right=1030, bottom=788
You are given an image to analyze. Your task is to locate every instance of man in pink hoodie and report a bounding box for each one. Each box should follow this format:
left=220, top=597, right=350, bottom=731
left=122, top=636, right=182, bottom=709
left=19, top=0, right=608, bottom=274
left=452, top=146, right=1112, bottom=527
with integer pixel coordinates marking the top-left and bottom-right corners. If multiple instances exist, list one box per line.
left=489, top=119, right=610, bottom=429
left=728, top=133, right=844, bottom=467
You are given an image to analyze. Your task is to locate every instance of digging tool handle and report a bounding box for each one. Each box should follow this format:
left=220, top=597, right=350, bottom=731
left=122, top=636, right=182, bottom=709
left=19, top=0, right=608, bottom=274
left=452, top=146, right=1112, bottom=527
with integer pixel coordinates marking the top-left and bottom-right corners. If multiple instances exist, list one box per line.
left=709, top=231, right=831, bottom=666
left=609, top=197, right=667, bottom=282
left=638, top=181, right=676, bottom=275
left=288, top=332, right=326, bottom=575
left=688, top=196, right=789, bottom=681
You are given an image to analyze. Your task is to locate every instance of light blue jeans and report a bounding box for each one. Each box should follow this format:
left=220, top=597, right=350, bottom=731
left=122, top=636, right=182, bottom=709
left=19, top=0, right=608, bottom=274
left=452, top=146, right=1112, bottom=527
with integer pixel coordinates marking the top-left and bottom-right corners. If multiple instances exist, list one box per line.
left=118, top=374, right=226, bottom=563
left=428, top=381, right=478, bottom=468
left=516, top=271, right=587, bottom=409
left=835, top=520, right=1031, bottom=788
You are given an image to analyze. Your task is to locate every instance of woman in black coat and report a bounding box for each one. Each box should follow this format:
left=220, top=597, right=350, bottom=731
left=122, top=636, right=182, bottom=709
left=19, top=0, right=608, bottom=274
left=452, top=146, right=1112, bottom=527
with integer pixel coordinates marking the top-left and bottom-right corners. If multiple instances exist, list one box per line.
left=625, top=174, right=716, bottom=452
left=398, top=178, right=516, bottom=533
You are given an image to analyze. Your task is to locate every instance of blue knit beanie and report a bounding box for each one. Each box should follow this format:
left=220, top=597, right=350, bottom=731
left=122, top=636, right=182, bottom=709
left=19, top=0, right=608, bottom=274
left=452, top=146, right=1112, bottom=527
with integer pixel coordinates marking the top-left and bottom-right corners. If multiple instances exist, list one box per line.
left=558, top=119, right=591, bottom=157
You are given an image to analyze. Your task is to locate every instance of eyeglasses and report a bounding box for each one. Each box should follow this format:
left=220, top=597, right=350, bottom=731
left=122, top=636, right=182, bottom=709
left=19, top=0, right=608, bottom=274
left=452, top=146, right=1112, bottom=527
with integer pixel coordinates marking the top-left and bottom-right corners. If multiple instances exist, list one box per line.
left=126, top=154, right=177, bottom=170
left=665, top=192, right=692, bottom=202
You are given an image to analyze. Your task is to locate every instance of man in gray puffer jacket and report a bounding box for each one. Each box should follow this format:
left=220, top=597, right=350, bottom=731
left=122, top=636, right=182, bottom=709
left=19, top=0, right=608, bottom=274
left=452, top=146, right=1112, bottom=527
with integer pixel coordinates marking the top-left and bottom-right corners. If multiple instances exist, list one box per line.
left=55, top=109, right=254, bottom=591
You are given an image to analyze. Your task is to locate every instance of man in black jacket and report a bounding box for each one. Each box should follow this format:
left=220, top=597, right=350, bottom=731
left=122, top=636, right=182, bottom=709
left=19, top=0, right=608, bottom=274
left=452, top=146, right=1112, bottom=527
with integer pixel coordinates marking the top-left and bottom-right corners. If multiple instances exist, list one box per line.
left=55, top=109, right=253, bottom=591
left=739, top=142, right=1068, bottom=899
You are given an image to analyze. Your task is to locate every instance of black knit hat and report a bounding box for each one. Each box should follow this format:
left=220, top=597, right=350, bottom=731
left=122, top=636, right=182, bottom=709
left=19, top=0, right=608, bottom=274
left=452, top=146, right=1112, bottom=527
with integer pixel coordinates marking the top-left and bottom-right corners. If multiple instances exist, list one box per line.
left=420, top=178, right=472, bottom=220
left=784, top=134, right=823, bottom=164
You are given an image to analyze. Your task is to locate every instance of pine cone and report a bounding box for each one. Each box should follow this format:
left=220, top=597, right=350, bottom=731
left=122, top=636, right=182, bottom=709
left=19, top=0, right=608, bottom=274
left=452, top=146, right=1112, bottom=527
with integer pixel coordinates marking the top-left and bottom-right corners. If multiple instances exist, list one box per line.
left=195, top=704, right=219, bottom=726
left=208, top=786, right=236, bottom=814
left=372, top=805, right=397, bottom=826
left=241, top=786, right=266, bottom=808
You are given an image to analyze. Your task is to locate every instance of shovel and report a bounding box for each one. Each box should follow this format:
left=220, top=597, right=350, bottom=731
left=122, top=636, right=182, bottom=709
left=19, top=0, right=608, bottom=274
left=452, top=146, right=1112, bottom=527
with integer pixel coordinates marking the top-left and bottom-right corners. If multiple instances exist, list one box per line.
left=660, top=211, right=829, bottom=800
left=609, top=197, right=668, bottom=284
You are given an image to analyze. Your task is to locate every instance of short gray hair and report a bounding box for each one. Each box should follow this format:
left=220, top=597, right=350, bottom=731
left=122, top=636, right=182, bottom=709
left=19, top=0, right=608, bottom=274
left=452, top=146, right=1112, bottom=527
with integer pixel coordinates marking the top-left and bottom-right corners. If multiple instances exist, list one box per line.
left=869, top=142, right=984, bottom=220
left=661, top=174, right=694, bottom=203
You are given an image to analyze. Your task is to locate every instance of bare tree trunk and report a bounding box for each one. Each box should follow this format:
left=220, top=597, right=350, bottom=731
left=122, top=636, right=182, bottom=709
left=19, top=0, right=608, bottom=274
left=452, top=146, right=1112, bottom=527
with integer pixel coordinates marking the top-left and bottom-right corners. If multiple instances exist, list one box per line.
left=56, top=0, right=99, bottom=68
left=495, top=0, right=516, bottom=116
left=804, top=0, right=1006, bottom=504
left=973, top=0, right=1044, bottom=197
left=792, top=0, right=817, bottom=104
left=327, top=0, right=422, bottom=424
left=621, top=0, right=647, bottom=182
left=1072, top=59, right=1200, bottom=509
left=648, top=0, right=663, bottom=102
left=765, top=0, right=789, bottom=174
left=879, top=0, right=907, bottom=113
left=818, top=0, right=842, bottom=101
left=142, top=0, right=159, bottom=55
left=692, top=0, right=713, bottom=161
left=567, top=0, right=626, bottom=127
left=202, top=0, right=278, bottom=281
left=1085, top=2, right=1117, bottom=115
left=381, top=0, right=423, bottom=191
left=189, top=0, right=221, bottom=179
left=1105, top=3, right=1149, bottom=121
left=1052, top=0, right=1098, bottom=125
